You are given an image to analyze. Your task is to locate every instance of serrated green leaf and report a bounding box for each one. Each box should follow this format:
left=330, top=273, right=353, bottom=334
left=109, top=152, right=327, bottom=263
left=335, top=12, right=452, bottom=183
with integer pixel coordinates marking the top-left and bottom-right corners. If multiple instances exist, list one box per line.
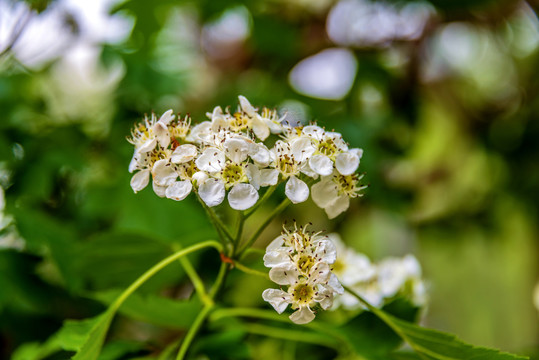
left=90, top=289, right=201, bottom=329
left=343, top=287, right=528, bottom=360
left=381, top=313, right=529, bottom=360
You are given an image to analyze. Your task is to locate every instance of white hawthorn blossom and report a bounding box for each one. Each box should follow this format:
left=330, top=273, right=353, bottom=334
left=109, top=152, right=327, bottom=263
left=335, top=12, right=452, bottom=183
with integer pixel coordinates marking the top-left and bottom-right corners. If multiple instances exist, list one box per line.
left=271, top=139, right=316, bottom=204
left=127, top=96, right=366, bottom=215
left=262, top=224, right=343, bottom=324
left=329, top=234, right=427, bottom=310
left=311, top=171, right=367, bottom=218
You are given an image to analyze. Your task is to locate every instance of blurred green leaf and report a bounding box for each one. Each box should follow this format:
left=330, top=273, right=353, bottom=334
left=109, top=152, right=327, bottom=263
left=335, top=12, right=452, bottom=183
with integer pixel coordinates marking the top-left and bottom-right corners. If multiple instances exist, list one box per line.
left=338, top=299, right=419, bottom=358
left=75, top=232, right=185, bottom=293
left=90, top=289, right=201, bottom=330
left=12, top=314, right=103, bottom=360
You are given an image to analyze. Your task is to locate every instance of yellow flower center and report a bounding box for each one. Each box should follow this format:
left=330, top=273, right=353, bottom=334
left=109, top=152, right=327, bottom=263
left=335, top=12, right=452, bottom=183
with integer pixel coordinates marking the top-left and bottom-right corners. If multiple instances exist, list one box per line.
left=230, top=112, right=251, bottom=132
left=318, top=138, right=338, bottom=159
left=221, top=162, right=246, bottom=189
left=291, top=282, right=315, bottom=306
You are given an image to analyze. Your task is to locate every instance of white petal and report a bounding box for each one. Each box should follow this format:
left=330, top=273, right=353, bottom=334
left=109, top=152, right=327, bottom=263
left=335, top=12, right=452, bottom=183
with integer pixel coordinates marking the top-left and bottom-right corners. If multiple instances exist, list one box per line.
left=245, top=164, right=261, bottom=190
left=309, top=154, right=334, bottom=176
left=285, top=176, right=309, bottom=204
left=130, top=170, right=150, bottom=193
left=324, top=194, right=350, bottom=219
left=187, top=121, right=212, bottom=144
left=311, top=178, right=338, bottom=208
left=152, top=159, right=177, bottom=186
left=349, top=148, right=363, bottom=160
left=314, top=285, right=334, bottom=309
left=266, top=235, right=286, bottom=251
left=199, top=179, right=225, bottom=207
left=224, top=138, right=250, bottom=164
left=290, top=137, right=315, bottom=163
left=138, top=138, right=156, bottom=153
left=238, top=95, right=256, bottom=117
left=158, top=109, right=175, bottom=125
left=228, top=184, right=259, bottom=210
left=152, top=181, right=167, bottom=198
left=252, top=116, right=270, bottom=141
left=262, top=289, right=291, bottom=314
left=289, top=306, right=315, bottom=324
left=153, top=121, right=170, bottom=148
left=315, top=240, right=337, bottom=264
left=128, top=150, right=140, bottom=173
left=260, top=169, right=279, bottom=187
left=335, top=152, right=359, bottom=176
left=165, top=181, right=192, bottom=201
left=195, top=147, right=226, bottom=173
left=269, top=263, right=299, bottom=285
left=327, top=273, right=344, bottom=294
left=250, top=143, right=271, bottom=167
left=309, top=262, right=331, bottom=282
left=263, top=250, right=291, bottom=267
left=192, top=171, right=208, bottom=186
left=302, top=125, right=325, bottom=141
left=171, top=144, right=198, bottom=164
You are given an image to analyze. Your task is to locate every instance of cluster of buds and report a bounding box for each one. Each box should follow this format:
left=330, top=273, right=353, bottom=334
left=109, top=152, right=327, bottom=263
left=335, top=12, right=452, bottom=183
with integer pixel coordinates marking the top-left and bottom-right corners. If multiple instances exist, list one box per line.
left=329, top=234, right=427, bottom=310
left=262, top=223, right=344, bottom=324
left=127, top=96, right=366, bottom=216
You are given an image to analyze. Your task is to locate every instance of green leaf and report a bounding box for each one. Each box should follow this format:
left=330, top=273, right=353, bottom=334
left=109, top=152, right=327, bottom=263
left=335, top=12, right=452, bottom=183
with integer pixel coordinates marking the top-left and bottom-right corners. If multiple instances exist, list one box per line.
left=12, top=314, right=103, bottom=360
left=343, top=287, right=528, bottom=360
left=75, top=232, right=185, bottom=292
left=72, top=310, right=115, bottom=360
left=90, top=289, right=202, bottom=330
left=338, top=298, right=419, bottom=358
left=380, top=312, right=529, bottom=360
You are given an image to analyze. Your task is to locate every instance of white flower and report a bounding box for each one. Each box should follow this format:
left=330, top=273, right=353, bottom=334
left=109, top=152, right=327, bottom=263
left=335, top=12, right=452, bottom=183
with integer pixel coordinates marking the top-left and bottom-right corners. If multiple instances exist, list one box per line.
left=378, top=255, right=426, bottom=305
left=262, top=224, right=343, bottom=324
left=195, top=143, right=259, bottom=209
left=311, top=172, right=366, bottom=218
left=271, top=139, right=316, bottom=204
left=262, top=264, right=339, bottom=324
left=259, top=106, right=286, bottom=134
left=128, top=147, right=171, bottom=194
left=329, top=236, right=427, bottom=310
left=128, top=110, right=175, bottom=153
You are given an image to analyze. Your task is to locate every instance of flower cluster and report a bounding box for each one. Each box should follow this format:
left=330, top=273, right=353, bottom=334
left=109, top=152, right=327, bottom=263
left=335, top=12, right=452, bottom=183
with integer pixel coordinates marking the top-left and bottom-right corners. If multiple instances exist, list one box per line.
left=329, top=234, right=427, bottom=310
left=127, top=96, right=366, bottom=215
left=262, top=224, right=344, bottom=324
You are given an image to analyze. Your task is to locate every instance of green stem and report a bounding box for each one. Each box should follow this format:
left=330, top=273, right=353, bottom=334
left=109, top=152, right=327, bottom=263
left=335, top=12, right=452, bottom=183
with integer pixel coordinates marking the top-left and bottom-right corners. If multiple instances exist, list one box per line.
left=176, top=262, right=231, bottom=359
left=239, top=247, right=265, bottom=261
left=237, top=197, right=290, bottom=255
left=209, top=261, right=230, bottom=298
left=110, top=241, right=222, bottom=313
left=195, top=191, right=234, bottom=244
left=210, top=307, right=351, bottom=353
left=172, top=244, right=213, bottom=307
left=175, top=304, right=213, bottom=360
left=234, top=262, right=270, bottom=280
left=234, top=211, right=245, bottom=246
left=244, top=185, right=277, bottom=219
left=243, top=323, right=339, bottom=350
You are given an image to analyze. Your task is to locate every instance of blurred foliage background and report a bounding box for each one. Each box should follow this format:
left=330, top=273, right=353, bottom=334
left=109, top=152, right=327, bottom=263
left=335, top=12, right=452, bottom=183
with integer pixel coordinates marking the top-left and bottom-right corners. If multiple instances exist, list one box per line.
left=0, top=0, right=538, bottom=358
